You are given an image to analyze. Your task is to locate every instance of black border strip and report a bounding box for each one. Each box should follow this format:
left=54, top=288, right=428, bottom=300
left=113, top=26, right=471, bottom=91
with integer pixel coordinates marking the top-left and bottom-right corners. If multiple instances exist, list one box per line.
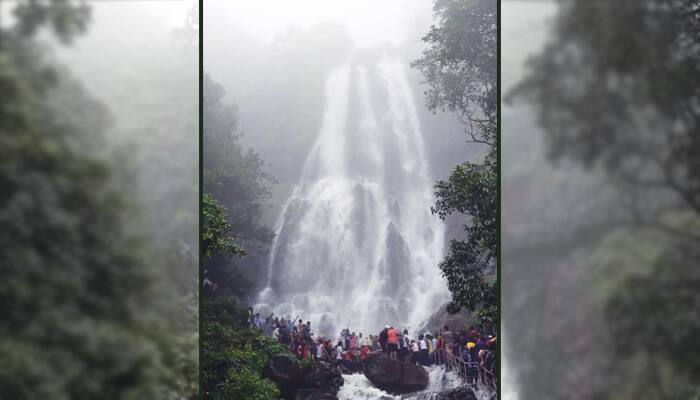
left=496, top=0, right=502, bottom=398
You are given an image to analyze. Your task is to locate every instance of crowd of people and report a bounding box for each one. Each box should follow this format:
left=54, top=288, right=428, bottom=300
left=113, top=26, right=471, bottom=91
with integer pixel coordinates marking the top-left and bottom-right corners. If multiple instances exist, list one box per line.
left=247, top=307, right=497, bottom=380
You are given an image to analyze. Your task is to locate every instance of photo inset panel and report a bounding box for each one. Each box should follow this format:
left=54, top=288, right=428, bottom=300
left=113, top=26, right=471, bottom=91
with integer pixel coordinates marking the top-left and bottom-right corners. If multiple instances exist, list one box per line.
left=202, top=0, right=498, bottom=399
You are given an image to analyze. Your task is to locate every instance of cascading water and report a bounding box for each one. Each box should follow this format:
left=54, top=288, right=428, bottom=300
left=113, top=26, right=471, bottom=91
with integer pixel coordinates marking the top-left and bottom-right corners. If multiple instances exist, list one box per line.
left=256, top=54, right=447, bottom=338
left=337, top=365, right=489, bottom=400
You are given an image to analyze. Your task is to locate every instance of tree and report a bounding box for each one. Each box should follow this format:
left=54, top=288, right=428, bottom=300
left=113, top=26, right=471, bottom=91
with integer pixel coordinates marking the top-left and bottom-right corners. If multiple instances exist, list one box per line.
left=512, top=1, right=700, bottom=222
left=0, top=3, right=195, bottom=399
left=203, top=193, right=244, bottom=259
left=201, top=75, right=282, bottom=400
left=201, top=74, right=275, bottom=298
left=606, top=241, right=700, bottom=397
left=203, top=74, right=276, bottom=257
left=412, top=0, right=497, bottom=320
left=512, top=1, right=700, bottom=398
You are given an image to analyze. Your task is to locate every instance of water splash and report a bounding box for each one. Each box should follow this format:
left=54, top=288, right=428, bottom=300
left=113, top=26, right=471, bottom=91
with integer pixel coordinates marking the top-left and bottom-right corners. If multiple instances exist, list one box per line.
left=257, top=55, right=446, bottom=338
left=337, top=366, right=470, bottom=400
left=338, top=373, right=400, bottom=400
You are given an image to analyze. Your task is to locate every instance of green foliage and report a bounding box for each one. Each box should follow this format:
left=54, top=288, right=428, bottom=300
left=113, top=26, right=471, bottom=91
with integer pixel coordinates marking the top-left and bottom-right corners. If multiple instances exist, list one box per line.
left=11, top=0, right=91, bottom=44
left=203, top=193, right=244, bottom=259
left=299, top=356, right=317, bottom=370
left=201, top=297, right=287, bottom=400
left=412, top=0, right=496, bottom=145
left=216, top=368, right=279, bottom=400
left=0, top=3, right=196, bottom=399
left=512, top=1, right=700, bottom=214
left=202, top=73, right=276, bottom=297
left=203, top=74, right=276, bottom=254
left=605, top=240, right=700, bottom=397
left=414, top=0, right=497, bottom=320
left=510, top=2, right=700, bottom=397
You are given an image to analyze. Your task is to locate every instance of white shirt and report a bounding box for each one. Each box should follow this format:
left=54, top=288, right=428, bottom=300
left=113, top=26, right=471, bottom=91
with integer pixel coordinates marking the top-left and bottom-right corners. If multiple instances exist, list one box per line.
left=419, top=340, right=428, bottom=350
left=336, top=345, right=343, bottom=360
left=412, top=342, right=419, bottom=352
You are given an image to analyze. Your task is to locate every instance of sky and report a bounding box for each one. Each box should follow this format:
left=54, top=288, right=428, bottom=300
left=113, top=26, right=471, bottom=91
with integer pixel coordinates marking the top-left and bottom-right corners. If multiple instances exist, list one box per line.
left=204, top=0, right=432, bottom=49
left=501, top=0, right=559, bottom=93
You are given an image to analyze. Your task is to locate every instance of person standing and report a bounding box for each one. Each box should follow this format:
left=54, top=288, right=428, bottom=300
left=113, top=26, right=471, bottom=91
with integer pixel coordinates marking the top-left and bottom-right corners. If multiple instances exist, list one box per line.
left=360, top=345, right=370, bottom=361
left=411, top=340, right=420, bottom=364
left=436, top=333, right=444, bottom=365
left=387, top=326, right=399, bottom=360
left=335, top=341, right=344, bottom=366
left=425, top=334, right=433, bottom=366
left=418, top=334, right=428, bottom=365
left=316, top=339, right=323, bottom=360
left=253, top=313, right=262, bottom=331
left=379, top=326, right=389, bottom=353
left=371, top=334, right=379, bottom=351
left=442, top=325, right=453, bottom=349
left=400, top=329, right=410, bottom=362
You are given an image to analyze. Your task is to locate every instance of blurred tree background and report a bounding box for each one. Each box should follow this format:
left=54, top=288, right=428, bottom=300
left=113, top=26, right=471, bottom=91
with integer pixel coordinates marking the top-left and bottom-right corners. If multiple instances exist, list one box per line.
left=506, top=1, right=700, bottom=398
left=0, top=2, right=197, bottom=398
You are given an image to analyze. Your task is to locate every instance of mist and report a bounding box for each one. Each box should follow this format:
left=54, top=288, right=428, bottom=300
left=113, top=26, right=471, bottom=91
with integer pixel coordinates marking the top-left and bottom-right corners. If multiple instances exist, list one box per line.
left=0, top=1, right=198, bottom=398
left=503, top=1, right=700, bottom=399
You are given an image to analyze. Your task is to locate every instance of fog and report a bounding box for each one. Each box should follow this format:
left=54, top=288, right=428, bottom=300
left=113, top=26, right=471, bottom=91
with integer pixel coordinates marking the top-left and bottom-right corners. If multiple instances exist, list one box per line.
left=1, top=1, right=198, bottom=397
left=503, top=1, right=700, bottom=399
left=204, top=0, right=472, bottom=227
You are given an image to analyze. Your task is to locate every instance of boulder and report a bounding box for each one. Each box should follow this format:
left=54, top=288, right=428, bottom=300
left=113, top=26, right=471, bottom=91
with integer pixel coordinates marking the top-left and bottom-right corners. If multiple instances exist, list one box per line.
left=301, top=360, right=344, bottom=395
left=433, top=387, right=478, bottom=400
left=262, top=354, right=302, bottom=399
left=264, top=355, right=344, bottom=400
left=294, top=388, right=338, bottom=400
left=362, top=353, right=429, bottom=393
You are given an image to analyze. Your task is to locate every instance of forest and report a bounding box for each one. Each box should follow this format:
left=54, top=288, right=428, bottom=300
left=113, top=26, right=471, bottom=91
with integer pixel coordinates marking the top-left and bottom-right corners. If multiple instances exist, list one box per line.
left=503, top=1, right=700, bottom=399
left=1, top=2, right=198, bottom=399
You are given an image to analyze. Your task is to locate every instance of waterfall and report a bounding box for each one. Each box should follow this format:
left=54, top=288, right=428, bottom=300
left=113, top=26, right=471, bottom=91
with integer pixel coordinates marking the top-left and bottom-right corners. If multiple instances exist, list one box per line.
left=256, top=55, right=447, bottom=338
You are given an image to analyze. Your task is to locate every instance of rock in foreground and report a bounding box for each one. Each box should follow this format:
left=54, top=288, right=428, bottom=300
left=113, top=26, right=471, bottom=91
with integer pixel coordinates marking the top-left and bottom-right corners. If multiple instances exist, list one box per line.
left=362, top=353, right=429, bottom=394
left=263, top=354, right=341, bottom=400
left=433, top=387, right=478, bottom=400
left=262, top=353, right=302, bottom=399
left=295, top=388, right=339, bottom=400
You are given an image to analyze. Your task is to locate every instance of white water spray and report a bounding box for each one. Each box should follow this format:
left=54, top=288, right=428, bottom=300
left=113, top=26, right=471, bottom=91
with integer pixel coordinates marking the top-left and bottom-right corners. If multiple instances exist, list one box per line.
left=257, top=55, right=446, bottom=338
left=337, top=366, right=475, bottom=400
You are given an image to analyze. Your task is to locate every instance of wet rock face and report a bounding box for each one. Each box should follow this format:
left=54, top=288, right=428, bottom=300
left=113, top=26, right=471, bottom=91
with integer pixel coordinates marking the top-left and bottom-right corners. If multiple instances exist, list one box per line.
left=362, top=353, right=429, bottom=394
left=302, top=360, right=344, bottom=395
left=295, top=388, right=339, bottom=400
left=263, top=355, right=343, bottom=400
left=431, top=387, right=478, bottom=400
left=263, top=354, right=303, bottom=399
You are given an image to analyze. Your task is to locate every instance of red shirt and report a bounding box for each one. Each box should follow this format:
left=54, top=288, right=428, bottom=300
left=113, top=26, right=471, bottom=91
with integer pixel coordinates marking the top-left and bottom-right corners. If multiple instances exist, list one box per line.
left=387, top=328, right=398, bottom=344
left=360, top=346, right=369, bottom=360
